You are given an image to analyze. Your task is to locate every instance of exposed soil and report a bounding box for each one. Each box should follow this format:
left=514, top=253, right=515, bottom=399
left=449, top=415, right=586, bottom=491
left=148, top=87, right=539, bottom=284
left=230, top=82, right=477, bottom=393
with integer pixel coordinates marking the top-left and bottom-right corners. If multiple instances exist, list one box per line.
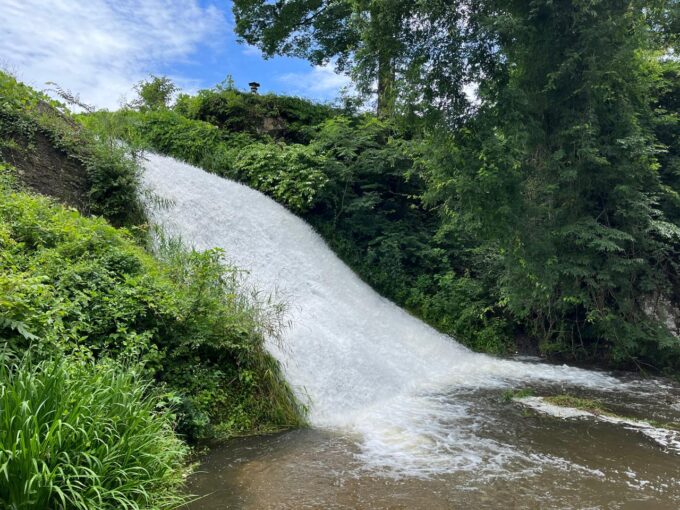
left=4, top=130, right=90, bottom=212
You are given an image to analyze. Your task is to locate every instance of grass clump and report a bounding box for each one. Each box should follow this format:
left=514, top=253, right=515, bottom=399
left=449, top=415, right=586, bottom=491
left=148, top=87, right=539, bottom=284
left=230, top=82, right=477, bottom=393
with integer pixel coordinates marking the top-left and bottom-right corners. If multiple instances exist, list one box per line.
left=0, top=357, right=189, bottom=509
left=543, top=395, right=610, bottom=415
left=502, top=388, right=535, bottom=402
left=540, top=394, right=680, bottom=431
left=649, top=420, right=680, bottom=431
left=510, top=391, right=613, bottom=418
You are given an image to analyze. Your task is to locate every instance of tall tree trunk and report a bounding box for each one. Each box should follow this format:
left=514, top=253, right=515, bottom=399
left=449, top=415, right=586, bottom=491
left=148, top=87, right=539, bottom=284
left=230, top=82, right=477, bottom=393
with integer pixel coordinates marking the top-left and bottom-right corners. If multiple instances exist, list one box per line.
left=370, top=0, right=396, bottom=118
left=376, top=50, right=393, bottom=118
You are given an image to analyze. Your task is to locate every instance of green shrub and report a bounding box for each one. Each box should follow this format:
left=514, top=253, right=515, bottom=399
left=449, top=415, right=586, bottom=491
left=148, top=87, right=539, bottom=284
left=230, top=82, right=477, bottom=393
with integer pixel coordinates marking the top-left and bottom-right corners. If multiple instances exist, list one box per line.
left=81, top=109, right=257, bottom=179
left=86, top=110, right=224, bottom=165
left=409, top=272, right=514, bottom=355
left=175, top=84, right=337, bottom=143
left=232, top=142, right=328, bottom=211
left=83, top=110, right=327, bottom=213
left=0, top=357, right=189, bottom=509
left=0, top=175, right=303, bottom=439
left=149, top=235, right=305, bottom=437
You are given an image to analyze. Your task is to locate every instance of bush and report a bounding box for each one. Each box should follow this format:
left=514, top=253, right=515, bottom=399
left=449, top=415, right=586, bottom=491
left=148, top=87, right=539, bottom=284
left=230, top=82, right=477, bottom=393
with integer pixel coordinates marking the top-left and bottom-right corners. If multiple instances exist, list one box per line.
left=232, top=142, right=328, bottom=211
left=0, top=172, right=303, bottom=439
left=410, top=272, right=514, bottom=355
left=175, top=84, right=337, bottom=143
left=84, top=110, right=225, bottom=165
left=83, top=110, right=327, bottom=212
left=0, top=357, right=189, bottom=509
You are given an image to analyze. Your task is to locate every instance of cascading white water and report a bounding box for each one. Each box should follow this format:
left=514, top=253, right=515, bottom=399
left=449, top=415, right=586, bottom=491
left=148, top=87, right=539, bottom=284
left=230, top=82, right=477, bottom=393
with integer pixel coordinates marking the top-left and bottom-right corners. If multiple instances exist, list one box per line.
left=142, top=153, right=623, bottom=475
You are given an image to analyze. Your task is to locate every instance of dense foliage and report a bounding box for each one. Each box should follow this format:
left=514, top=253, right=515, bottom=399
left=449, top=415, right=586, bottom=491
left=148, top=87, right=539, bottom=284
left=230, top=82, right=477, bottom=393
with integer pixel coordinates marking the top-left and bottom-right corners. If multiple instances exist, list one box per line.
left=85, top=84, right=515, bottom=354
left=420, top=1, right=680, bottom=369
left=87, top=0, right=680, bottom=373
left=229, top=1, right=680, bottom=372
left=0, top=357, right=189, bottom=509
left=0, top=166, right=302, bottom=439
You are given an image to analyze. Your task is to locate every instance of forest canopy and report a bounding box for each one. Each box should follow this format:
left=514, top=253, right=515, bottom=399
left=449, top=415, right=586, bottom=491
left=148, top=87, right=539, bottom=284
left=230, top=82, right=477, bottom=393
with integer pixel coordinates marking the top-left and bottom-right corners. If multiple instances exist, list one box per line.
left=231, top=0, right=680, bottom=370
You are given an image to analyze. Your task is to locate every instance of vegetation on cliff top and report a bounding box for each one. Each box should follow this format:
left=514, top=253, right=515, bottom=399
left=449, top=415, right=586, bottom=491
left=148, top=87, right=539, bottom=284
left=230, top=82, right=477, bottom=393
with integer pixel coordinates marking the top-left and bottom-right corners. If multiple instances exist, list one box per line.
left=0, top=72, right=144, bottom=226
left=93, top=0, right=680, bottom=374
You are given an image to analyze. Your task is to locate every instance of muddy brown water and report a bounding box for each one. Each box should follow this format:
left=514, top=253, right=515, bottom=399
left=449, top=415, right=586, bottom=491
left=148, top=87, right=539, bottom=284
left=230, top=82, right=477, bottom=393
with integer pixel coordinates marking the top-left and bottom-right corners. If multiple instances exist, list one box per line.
left=185, top=380, right=680, bottom=510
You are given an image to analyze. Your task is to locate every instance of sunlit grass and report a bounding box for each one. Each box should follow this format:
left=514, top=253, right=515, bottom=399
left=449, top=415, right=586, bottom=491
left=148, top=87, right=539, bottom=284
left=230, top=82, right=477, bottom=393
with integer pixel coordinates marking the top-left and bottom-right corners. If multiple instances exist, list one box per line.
left=0, top=357, right=190, bottom=509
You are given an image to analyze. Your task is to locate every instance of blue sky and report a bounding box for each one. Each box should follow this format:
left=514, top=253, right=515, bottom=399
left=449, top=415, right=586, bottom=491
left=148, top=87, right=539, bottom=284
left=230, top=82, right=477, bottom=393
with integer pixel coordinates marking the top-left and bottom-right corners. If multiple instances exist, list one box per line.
left=0, top=0, right=351, bottom=109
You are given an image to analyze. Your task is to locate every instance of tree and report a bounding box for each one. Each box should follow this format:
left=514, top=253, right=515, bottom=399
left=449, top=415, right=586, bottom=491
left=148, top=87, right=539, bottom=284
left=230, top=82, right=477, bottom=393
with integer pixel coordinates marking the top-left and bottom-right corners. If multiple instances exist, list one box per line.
left=232, top=0, right=478, bottom=120
left=233, top=0, right=389, bottom=116
left=232, top=0, right=680, bottom=368
left=133, top=75, right=177, bottom=111
left=424, top=0, right=680, bottom=368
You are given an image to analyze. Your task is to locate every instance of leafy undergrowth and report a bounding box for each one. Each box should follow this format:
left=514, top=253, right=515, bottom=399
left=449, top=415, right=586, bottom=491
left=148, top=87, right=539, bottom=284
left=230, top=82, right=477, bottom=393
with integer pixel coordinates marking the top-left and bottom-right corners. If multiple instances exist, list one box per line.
left=0, top=164, right=304, bottom=440
left=81, top=108, right=331, bottom=214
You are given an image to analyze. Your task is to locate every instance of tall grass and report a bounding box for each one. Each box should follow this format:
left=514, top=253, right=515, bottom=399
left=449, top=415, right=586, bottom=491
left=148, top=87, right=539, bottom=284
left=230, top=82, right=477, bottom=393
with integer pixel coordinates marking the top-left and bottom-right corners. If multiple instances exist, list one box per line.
left=149, top=232, right=306, bottom=437
left=0, top=357, right=189, bottom=509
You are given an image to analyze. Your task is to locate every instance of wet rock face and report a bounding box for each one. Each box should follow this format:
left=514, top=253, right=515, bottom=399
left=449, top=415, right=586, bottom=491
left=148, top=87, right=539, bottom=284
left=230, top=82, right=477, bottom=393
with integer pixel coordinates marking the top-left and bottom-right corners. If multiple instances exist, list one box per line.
left=260, top=116, right=287, bottom=137
left=4, top=130, right=90, bottom=213
left=644, top=296, right=680, bottom=338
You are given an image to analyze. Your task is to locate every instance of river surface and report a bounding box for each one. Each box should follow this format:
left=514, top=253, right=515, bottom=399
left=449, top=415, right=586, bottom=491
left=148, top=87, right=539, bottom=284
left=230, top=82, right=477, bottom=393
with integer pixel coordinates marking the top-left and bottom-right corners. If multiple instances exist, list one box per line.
left=186, top=378, right=680, bottom=510
left=141, top=154, right=680, bottom=510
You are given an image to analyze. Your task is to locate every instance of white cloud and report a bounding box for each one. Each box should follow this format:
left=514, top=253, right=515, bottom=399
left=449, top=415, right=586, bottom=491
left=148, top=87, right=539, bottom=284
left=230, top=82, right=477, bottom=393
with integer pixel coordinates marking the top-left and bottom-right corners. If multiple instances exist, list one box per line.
left=278, top=63, right=351, bottom=100
left=0, top=0, right=227, bottom=109
left=242, top=44, right=262, bottom=57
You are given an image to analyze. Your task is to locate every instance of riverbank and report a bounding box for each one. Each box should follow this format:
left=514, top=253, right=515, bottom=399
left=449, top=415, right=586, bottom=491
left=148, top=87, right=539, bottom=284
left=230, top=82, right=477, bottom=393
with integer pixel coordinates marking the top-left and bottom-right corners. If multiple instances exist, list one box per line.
left=0, top=71, right=304, bottom=507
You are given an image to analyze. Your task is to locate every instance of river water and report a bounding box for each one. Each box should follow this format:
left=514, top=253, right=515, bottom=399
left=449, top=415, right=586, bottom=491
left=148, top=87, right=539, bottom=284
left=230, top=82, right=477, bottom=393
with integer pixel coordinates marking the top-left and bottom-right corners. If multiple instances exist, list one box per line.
left=141, top=153, right=680, bottom=509
left=185, top=380, right=680, bottom=509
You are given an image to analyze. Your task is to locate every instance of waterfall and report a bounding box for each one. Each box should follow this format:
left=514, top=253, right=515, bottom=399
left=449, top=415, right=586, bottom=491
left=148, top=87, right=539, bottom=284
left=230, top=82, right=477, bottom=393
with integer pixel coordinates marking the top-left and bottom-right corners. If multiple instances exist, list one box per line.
left=142, top=153, right=621, bottom=475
